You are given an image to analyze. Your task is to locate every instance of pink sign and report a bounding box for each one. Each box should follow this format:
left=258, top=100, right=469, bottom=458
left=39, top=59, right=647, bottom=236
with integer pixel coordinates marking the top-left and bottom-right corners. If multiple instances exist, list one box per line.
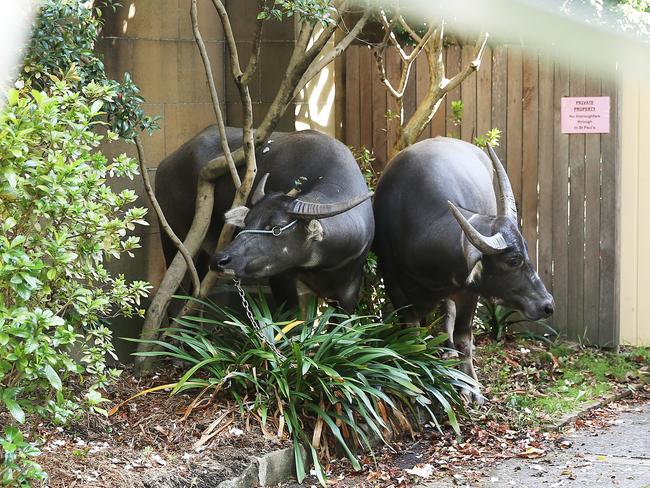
left=561, top=96, right=610, bottom=134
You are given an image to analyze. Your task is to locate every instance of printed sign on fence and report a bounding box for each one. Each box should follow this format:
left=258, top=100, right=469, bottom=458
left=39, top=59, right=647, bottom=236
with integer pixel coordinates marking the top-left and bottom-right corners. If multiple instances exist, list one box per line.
left=561, top=96, right=610, bottom=134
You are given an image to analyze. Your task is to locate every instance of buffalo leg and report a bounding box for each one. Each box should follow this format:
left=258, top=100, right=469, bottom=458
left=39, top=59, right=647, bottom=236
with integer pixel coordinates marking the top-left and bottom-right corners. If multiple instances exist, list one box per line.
left=332, top=271, right=363, bottom=314
left=442, top=299, right=458, bottom=358
left=451, top=291, right=483, bottom=404
left=269, top=274, right=299, bottom=312
left=383, top=276, right=420, bottom=325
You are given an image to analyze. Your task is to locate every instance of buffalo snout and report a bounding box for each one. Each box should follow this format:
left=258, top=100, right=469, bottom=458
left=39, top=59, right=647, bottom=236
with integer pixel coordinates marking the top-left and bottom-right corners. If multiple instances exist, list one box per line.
left=211, top=253, right=232, bottom=272
left=525, top=294, right=555, bottom=321
left=541, top=298, right=555, bottom=317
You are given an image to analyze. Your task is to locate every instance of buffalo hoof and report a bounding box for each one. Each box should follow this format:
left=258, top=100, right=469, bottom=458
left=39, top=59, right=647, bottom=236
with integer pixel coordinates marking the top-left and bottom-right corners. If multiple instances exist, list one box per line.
left=460, top=387, right=486, bottom=407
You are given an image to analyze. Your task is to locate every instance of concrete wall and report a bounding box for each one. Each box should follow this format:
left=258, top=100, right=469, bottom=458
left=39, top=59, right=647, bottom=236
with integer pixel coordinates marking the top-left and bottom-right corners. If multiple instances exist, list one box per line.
left=98, top=0, right=229, bottom=304
left=619, top=72, right=650, bottom=346
left=97, top=1, right=297, bottom=357
left=97, top=0, right=298, bottom=288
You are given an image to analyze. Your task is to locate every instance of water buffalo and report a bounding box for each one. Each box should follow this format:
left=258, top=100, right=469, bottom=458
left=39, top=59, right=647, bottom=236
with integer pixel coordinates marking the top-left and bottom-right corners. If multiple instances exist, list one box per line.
left=373, top=137, right=554, bottom=402
left=155, top=126, right=374, bottom=312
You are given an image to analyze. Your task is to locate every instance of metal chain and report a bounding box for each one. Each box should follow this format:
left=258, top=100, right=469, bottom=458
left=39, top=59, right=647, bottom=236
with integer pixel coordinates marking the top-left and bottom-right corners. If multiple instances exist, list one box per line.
left=233, top=279, right=285, bottom=359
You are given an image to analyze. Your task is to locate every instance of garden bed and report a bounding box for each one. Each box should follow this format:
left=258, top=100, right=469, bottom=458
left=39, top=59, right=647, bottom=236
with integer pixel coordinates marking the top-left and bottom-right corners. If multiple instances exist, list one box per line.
left=282, top=338, right=650, bottom=486
left=12, top=366, right=288, bottom=488
left=23, top=339, right=648, bottom=487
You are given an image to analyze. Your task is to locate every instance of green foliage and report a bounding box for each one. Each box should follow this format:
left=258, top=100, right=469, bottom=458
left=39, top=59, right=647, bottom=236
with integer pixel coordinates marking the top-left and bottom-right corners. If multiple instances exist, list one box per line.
left=257, top=0, right=337, bottom=26
left=356, top=251, right=389, bottom=318
left=475, top=299, right=557, bottom=342
left=617, top=0, right=650, bottom=11
left=473, top=128, right=502, bottom=148
left=481, top=342, right=648, bottom=427
left=131, top=295, right=474, bottom=486
left=449, top=100, right=463, bottom=127
left=0, top=83, right=150, bottom=486
left=350, top=145, right=378, bottom=191
left=0, top=426, right=45, bottom=486
left=21, top=0, right=158, bottom=139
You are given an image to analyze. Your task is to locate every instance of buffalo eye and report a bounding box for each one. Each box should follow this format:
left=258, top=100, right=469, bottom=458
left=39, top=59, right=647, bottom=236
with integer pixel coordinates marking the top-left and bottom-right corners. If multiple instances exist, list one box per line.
left=505, top=254, right=523, bottom=269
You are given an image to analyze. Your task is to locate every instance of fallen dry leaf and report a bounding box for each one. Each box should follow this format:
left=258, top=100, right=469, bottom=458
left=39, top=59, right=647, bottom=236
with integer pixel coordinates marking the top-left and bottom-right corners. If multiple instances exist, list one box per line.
left=405, top=463, right=434, bottom=479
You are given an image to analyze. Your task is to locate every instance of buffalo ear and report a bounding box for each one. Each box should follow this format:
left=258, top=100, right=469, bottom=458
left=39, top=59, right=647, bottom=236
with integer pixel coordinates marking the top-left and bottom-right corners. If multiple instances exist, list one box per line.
left=306, top=219, right=323, bottom=241
left=224, top=206, right=249, bottom=228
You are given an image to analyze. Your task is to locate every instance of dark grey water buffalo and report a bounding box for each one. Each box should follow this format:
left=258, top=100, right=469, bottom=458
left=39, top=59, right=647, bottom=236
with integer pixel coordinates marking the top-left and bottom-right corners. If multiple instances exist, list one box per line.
left=155, top=126, right=374, bottom=312
left=373, top=137, right=554, bottom=401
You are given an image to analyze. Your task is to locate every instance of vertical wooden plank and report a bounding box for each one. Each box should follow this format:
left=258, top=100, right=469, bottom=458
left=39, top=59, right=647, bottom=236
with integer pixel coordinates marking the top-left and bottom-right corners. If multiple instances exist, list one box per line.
left=385, top=48, right=401, bottom=160
left=507, top=45, right=523, bottom=215
left=567, top=62, right=586, bottom=342
left=552, top=61, right=570, bottom=337
left=415, top=53, right=435, bottom=140
left=460, top=44, right=477, bottom=143
left=445, top=43, right=461, bottom=138
left=358, top=47, right=373, bottom=152
left=537, top=53, right=554, bottom=296
left=344, top=47, right=360, bottom=148
left=492, top=46, right=508, bottom=163
left=583, top=76, right=602, bottom=345
left=599, top=74, right=620, bottom=348
left=522, top=51, right=539, bottom=268
left=371, top=48, right=388, bottom=168
left=403, top=47, right=417, bottom=126
left=476, top=45, right=492, bottom=139
left=430, top=49, right=446, bottom=138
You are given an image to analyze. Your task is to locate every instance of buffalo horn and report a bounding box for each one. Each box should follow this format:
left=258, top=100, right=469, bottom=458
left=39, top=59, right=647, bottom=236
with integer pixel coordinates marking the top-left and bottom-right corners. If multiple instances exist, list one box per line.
left=448, top=201, right=508, bottom=255
left=251, top=173, right=270, bottom=205
left=486, top=144, right=517, bottom=220
left=289, top=192, right=373, bottom=219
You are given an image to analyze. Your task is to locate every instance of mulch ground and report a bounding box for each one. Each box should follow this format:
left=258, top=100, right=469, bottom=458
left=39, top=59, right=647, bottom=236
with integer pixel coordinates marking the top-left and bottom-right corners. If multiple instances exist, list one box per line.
left=279, top=339, right=649, bottom=487
left=22, top=366, right=288, bottom=487
left=15, top=340, right=649, bottom=487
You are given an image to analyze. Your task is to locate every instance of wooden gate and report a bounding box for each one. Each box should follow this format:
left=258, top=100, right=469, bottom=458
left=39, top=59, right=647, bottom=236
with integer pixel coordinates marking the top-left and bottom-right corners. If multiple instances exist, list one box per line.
left=344, top=44, right=620, bottom=346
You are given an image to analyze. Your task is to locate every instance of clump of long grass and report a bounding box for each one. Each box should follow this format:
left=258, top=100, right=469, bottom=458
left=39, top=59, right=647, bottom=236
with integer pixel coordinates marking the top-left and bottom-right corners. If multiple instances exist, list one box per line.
left=130, top=294, right=476, bottom=485
left=476, top=299, right=558, bottom=343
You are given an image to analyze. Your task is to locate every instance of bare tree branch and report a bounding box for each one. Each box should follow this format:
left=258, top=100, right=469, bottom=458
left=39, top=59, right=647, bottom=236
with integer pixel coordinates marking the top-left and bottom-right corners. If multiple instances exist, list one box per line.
left=378, top=10, right=409, bottom=61
left=293, top=7, right=371, bottom=97
left=304, top=0, right=349, bottom=60
left=134, top=135, right=201, bottom=293
left=440, top=32, right=488, bottom=95
left=210, top=0, right=243, bottom=79
left=397, top=15, right=423, bottom=44
left=135, top=178, right=214, bottom=370
left=241, top=0, right=265, bottom=85
left=138, top=1, right=363, bottom=367
left=374, top=15, right=488, bottom=156
left=191, top=0, right=240, bottom=188
left=211, top=0, right=257, bottom=253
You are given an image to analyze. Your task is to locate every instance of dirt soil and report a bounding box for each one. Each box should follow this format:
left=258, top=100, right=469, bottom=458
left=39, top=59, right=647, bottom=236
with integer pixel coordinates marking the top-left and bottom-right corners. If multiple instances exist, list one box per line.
left=22, top=366, right=288, bottom=488
left=279, top=339, right=650, bottom=487
left=17, top=340, right=649, bottom=488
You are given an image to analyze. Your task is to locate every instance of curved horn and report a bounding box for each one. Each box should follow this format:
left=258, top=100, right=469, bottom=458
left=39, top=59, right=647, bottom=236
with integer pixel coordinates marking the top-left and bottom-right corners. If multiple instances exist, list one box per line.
left=289, top=192, right=373, bottom=219
left=486, top=144, right=517, bottom=219
left=251, top=173, right=270, bottom=205
left=448, top=201, right=508, bottom=255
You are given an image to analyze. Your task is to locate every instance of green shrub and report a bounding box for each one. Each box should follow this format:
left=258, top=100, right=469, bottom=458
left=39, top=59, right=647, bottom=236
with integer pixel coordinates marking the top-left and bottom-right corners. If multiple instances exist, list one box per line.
left=21, top=0, right=158, bottom=140
left=0, top=0, right=156, bottom=482
left=0, top=81, right=150, bottom=486
left=131, top=295, right=475, bottom=486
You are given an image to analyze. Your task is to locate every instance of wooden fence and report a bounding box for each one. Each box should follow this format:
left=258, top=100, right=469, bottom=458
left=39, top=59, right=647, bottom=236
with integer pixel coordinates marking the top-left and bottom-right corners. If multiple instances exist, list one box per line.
left=344, top=44, right=619, bottom=346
